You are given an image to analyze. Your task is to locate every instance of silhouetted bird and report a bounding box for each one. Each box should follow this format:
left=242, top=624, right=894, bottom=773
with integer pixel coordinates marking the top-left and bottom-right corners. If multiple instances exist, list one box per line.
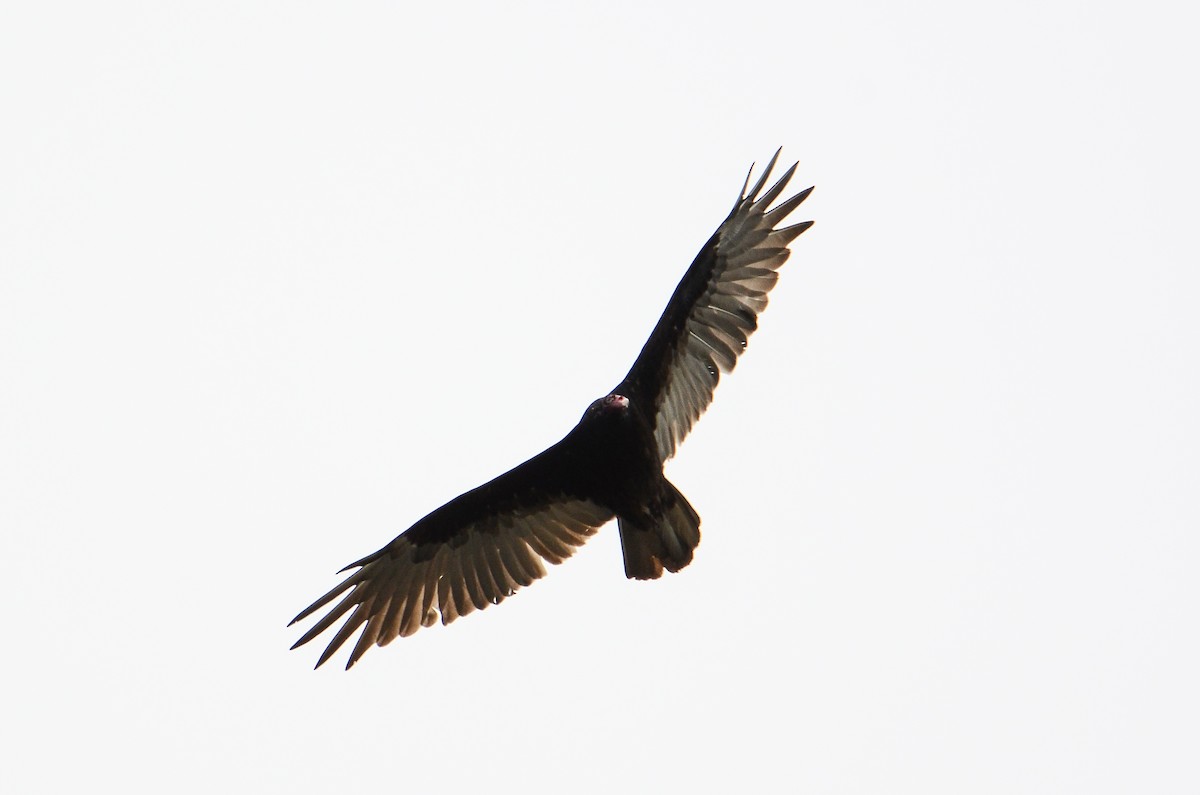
left=291, top=150, right=814, bottom=668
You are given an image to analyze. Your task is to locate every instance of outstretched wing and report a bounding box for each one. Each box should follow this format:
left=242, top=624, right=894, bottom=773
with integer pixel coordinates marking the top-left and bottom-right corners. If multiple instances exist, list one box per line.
left=616, top=150, right=813, bottom=461
left=290, top=447, right=614, bottom=669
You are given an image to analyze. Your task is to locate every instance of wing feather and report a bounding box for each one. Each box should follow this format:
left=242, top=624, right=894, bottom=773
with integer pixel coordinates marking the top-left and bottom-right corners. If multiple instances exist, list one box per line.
left=290, top=487, right=613, bottom=668
left=462, top=542, right=492, bottom=612
left=616, top=150, right=814, bottom=460
left=443, top=552, right=471, bottom=622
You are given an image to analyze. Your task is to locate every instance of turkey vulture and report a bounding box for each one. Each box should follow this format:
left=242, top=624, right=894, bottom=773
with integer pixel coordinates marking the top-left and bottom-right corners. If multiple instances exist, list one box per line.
left=290, top=150, right=814, bottom=668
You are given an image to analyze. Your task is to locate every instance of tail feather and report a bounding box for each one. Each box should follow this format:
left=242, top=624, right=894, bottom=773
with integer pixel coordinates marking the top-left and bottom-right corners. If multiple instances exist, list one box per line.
left=618, top=481, right=701, bottom=580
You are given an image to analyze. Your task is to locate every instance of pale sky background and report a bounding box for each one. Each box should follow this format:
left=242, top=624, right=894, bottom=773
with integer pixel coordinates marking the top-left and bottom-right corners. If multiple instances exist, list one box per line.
left=2, top=2, right=1197, bottom=793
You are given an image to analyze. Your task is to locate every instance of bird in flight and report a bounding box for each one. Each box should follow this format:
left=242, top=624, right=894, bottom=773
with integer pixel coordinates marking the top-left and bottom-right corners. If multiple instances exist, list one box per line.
left=290, top=150, right=814, bottom=668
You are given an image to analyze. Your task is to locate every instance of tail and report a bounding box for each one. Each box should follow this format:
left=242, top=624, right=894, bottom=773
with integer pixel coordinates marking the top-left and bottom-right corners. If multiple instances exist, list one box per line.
left=617, top=480, right=702, bottom=580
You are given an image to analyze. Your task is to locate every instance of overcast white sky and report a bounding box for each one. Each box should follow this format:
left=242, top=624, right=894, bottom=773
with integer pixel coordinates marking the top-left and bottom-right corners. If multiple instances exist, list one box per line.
left=2, top=2, right=1197, bottom=792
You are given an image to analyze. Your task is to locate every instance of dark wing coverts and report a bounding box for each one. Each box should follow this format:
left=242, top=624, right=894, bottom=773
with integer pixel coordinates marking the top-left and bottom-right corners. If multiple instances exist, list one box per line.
left=290, top=450, right=613, bottom=669
left=617, top=149, right=814, bottom=461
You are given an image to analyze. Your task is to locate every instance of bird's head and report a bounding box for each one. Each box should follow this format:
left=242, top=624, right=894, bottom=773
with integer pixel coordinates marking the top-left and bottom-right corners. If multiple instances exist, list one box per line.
left=582, top=393, right=630, bottom=421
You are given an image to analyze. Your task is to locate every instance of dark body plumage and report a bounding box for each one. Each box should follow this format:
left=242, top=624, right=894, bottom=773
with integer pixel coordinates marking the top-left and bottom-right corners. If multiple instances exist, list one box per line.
left=291, top=150, right=813, bottom=668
